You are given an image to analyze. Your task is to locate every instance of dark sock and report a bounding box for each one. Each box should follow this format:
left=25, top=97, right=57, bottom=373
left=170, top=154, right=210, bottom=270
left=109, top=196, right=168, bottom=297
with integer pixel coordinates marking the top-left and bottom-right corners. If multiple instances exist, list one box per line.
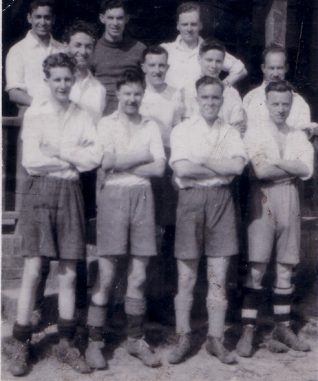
left=241, top=287, right=263, bottom=326
left=127, top=314, right=144, bottom=339
left=57, top=318, right=76, bottom=341
left=13, top=323, right=32, bottom=343
left=273, top=288, right=293, bottom=324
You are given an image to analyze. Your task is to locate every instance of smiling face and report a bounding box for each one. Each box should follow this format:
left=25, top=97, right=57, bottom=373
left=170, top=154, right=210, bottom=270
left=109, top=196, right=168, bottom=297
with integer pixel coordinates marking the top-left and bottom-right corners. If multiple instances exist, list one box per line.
left=45, top=66, right=75, bottom=105
left=68, top=32, right=94, bottom=70
left=142, top=53, right=169, bottom=87
left=200, top=49, right=224, bottom=78
left=196, top=83, right=223, bottom=122
left=177, top=10, right=202, bottom=45
left=262, top=52, right=287, bottom=83
left=266, top=90, right=292, bottom=125
left=117, top=82, right=144, bottom=116
left=100, top=7, right=127, bottom=41
left=27, top=5, right=54, bottom=38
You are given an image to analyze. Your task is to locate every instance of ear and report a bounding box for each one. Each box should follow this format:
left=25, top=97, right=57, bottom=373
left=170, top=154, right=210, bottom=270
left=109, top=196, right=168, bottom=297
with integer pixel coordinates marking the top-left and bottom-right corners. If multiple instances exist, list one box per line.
left=261, top=63, right=265, bottom=74
left=27, top=13, right=32, bottom=25
left=198, top=20, right=203, bottom=32
left=141, top=62, right=146, bottom=74
left=99, top=13, right=106, bottom=24
left=124, top=14, right=129, bottom=25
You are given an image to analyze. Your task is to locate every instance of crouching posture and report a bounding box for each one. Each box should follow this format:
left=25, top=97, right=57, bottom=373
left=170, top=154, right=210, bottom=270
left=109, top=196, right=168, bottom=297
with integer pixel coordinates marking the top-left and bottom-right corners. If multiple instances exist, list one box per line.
left=9, top=53, right=102, bottom=376
left=85, top=70, right=165, bottom=369
left=237, top=80, right=314, bottom=357
left=168, top=76, right=247, bottom=365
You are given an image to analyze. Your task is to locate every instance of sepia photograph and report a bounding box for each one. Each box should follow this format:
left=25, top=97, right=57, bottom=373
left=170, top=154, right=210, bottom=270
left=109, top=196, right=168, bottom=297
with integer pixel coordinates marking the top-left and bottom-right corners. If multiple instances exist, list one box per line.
left=1, top=0, right=318, bottom=380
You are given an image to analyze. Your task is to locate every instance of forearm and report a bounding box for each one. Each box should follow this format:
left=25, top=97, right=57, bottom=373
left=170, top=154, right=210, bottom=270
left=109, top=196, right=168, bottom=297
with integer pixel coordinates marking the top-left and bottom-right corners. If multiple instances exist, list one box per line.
left=173, top=160, right=216, bottom=179
left=114, top=151, right=153, bottom=171
left=224, top=68, right=248, bottom=87
left=8, top=89, right=32, bottom=107
left=255, top=164, right=290, bottom=181
left=204, top=158, right=244, bottom=176
left=23, top=158, right=70, bottom=174
left=131, top=159, right=165, bottom=178
left=276, top=160, right=310, bottom=178
left=60, top=145, right=102, bottom=172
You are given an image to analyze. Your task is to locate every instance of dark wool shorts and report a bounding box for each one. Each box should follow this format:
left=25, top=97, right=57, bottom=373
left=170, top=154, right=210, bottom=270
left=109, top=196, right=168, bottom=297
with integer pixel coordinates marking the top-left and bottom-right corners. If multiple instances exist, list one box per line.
left=19, top=176, right=86, bottom=260
left=97, top=184, right=157, bottom=257
left=175, top=186, right=238, bottom=260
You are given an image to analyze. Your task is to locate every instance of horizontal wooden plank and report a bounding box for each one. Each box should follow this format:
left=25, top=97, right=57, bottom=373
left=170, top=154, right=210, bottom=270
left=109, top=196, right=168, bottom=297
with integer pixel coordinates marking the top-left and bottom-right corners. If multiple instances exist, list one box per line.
left=2, top=116, right=22, bottom=127
left=2, top=211, right=19, bottom=221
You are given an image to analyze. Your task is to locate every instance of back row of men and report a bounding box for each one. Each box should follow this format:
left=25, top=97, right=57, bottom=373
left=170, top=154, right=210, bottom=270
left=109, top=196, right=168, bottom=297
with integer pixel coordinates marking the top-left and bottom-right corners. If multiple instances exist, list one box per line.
left=6, top=0, right=316, bottom=377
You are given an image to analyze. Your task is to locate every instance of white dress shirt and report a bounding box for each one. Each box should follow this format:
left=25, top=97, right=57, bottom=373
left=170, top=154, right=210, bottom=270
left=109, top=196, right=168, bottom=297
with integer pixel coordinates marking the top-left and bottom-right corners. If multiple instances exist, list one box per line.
left=244, top=120, right=314, bottom=181
left=243, top=82, right=311, bottom=131
left=162, top=35, right=245, bottom=91
left=170, top=115, right=247, bottom=189
left=139, top=84, right=183, bottom=147
left=98, top=111, right=166, bottom=187
left=6, top=31, right=64, bottom=99
left=22, top=97, right=102, bottom=179
left=70, top=71, right=106, bottom=124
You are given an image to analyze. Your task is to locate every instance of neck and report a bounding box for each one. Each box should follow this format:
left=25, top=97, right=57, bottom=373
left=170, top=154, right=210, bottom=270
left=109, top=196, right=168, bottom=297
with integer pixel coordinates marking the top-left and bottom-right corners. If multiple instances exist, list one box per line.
left=275, top=121, right=288, bottom=132
left=119, top=109, right=141, bottom=123
left=105, top=31, right=123, bottom=43
left=146, top=79, right=167, bottom=92
left=204, top=116, right=218, bottom=127
left=180, top=36, right=199, bottom=50
left=76, top=68, right=89, bottom=80
left=31, top=30, right=50, bottom=46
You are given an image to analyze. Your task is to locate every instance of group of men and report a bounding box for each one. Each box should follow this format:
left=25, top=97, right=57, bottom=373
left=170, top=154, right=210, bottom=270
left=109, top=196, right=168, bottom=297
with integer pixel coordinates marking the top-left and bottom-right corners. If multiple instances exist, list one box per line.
left=5, top=0, right=316, bottom=377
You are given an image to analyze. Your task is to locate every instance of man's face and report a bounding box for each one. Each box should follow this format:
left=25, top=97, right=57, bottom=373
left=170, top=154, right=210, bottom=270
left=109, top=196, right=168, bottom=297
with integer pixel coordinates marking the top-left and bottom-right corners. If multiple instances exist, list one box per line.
left=27, top=6, right=54, bottom=38
left=200, top=49, right=224, bottom=78
left=196, top=83, right=223, bottom=122
left=45, top=67, right=75, bottom=104
left=100, top=7, right=127, bottom=40
left=142, top=53, right=169, bottom=86
left=68, top=32, right=94, bottom=70
left=177, top=10, right=202, bottom=44
left=262, top=52, right=287, bottom=82
left=117, top=82, right=144, bottom=115
left=266, top=90, right=292, bottom=125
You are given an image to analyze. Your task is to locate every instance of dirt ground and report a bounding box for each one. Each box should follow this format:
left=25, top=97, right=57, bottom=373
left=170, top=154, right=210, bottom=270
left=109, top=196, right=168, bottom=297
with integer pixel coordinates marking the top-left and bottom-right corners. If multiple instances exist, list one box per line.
left=2, top=316, right=318, bottom=381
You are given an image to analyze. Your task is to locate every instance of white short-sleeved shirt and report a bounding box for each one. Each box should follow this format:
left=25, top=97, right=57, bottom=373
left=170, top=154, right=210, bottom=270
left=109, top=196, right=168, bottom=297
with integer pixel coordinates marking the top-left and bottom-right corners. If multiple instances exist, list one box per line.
left=98, top=111, right=166, bottom=186
left=6, top=31, right=65, bottom=98
left=183, top=81, right=243, bottom=123
left=139, top=84, right=183, bottom=147
left=244, top=120, right=314, bottom=181
left=170, top=115, right=247, bottom=189
left=161, top=35, right=245, bottom=91
left=70, top=71, right=106, bottom=124
left=22, top=98, right=102, bottom=179
left=243, top=82, right=311, bottom=130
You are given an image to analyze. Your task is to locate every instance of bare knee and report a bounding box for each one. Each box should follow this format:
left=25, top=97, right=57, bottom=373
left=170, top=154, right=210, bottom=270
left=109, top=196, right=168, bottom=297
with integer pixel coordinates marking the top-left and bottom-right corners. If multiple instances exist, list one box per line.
left=246, top=262, right=267, bottom=289
left=23, top=257, right=42, bottom=284
left=177, top=260, right=198, bottom=296
left=58, top=261, right=76, bottom=290
left=276, top=263, right=293, bottom=288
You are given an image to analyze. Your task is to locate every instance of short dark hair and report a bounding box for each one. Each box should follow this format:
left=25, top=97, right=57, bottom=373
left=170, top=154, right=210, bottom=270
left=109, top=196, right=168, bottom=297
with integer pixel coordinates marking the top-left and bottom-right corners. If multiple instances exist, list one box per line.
left=116, top=69, right=146, bottom=90
left=142, top=45, right=168, bottom=63
left=63, top=20, right=97, bottom=43
left=265, top=80, right=293, bottom=97
left=100, top=0, right=127, bottom=14
left=28, top=0, right=55, bottom=14
left=176, top=2, right=200, bottom=20
left=195, top=75, right=224, bottom=93
left=43, top=52, right=77, bottom=78
left=262, top=44, right=287, bottom=64
left=199, top=39, right=226, bottom=57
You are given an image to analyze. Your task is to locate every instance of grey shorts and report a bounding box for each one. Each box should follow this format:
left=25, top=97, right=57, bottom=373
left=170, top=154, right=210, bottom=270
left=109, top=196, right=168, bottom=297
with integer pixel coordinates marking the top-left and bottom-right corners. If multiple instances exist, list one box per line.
left=248, top=181, right=300, bottom=265
left=19, top=176, right=86, bottom=260
left=97, top=184, right=157, bottom=257
left=174, top=186, right=238, bottom=260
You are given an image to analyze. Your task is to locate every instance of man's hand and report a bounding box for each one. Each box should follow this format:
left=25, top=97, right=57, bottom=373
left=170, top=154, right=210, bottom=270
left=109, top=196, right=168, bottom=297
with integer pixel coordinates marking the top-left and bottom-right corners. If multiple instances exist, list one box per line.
left=300, top=122, right=318, bottom=139
left=40, top=142, right=60, bottom=158
left=101, top=152, right=116, bottom=171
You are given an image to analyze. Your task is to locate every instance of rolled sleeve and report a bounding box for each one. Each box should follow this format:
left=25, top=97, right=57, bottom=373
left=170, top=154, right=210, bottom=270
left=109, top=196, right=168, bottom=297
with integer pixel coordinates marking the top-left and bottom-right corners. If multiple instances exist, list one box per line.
left=293, top=131, right=314, bottom=180
left=223, top=51, right=245, bottom=75
left=169, top=125, right=189, bottom=166
left=224, top=127, right=248, bottom=163
left=148, top=121, right=166, bottom=161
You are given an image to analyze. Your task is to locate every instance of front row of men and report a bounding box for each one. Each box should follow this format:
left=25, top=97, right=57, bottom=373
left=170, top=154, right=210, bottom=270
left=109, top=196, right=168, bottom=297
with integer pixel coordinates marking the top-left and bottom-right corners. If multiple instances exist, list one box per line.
left=9, top=51, right=314, bottom=376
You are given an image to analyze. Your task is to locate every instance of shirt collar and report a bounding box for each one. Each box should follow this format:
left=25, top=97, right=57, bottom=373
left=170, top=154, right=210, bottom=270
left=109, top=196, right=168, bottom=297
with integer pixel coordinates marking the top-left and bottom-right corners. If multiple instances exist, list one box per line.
left=25, top=30, right=59, bottom=49
left=189, top=114, right=223, bottom=131
left=175, top=34, right=203, bottom=53
left=110, top=110, right=152, bottom=126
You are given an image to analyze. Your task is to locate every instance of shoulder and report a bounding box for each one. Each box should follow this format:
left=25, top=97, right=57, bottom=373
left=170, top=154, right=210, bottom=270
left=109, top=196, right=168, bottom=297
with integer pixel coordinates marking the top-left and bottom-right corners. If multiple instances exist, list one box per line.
left=244, top=85, right=262, bottom=99
left=161, top=39, right=177, bottom=51
left=171, top=117, right=194, bottom=137
left=7, top=37, right=26, bottom=56
left=292, top=91, right=309, bottom=107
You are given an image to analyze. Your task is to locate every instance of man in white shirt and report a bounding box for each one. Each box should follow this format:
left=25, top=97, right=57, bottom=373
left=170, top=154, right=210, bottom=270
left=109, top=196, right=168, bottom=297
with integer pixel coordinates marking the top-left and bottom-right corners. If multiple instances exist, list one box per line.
left=5, top=0, right=64, bottom=107
left=161, top=2, right=247, bottom=92
left=168, top=76, right=247, bottom=365
left=65, top=20, right=106, bottom=124
left=243, top=44, right=312, bottom=132
left=85, top=70, right=165, bottom=370
left=237, top=80, right=313, bottom=358
left=9, top=53, right=102, bottom=377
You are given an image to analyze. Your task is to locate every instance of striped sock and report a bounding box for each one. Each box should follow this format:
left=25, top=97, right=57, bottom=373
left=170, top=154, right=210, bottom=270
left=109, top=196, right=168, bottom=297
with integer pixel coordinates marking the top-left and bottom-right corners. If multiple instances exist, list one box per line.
left=241, top=287, right=263, bottom=326
left=273, top=287, right=293, bottom=325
